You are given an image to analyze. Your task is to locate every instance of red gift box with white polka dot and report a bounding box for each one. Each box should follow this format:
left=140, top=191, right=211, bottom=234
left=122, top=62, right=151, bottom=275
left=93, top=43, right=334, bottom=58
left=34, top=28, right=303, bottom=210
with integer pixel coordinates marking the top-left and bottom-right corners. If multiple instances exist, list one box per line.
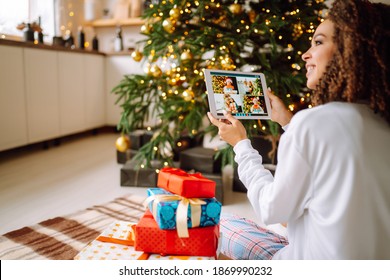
left=134, top=209, right=219, bottom=257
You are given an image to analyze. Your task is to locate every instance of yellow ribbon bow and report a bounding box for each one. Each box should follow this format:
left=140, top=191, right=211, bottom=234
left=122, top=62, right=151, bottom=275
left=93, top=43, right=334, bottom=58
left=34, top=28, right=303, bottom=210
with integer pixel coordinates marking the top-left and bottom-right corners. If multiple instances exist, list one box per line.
left=145, top=194, right=206, bottom=238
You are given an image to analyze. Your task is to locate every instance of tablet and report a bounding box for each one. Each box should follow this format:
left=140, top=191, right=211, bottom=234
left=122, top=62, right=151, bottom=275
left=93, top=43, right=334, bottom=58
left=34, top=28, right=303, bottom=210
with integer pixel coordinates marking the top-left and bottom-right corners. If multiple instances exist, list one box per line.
left=204, top=69, right=271, bottom=119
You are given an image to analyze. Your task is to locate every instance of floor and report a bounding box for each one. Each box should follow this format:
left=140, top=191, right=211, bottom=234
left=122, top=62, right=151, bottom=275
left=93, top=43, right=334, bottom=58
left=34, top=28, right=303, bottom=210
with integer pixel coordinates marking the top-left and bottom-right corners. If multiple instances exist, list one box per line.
left=0, top=130, right=284, bottom=236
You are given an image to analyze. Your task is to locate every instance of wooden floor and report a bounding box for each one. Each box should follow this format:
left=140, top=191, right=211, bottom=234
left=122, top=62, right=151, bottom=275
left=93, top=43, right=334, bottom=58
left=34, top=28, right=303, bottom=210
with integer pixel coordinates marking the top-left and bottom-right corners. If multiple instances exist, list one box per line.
left=0, top=130, right=263, bottom=235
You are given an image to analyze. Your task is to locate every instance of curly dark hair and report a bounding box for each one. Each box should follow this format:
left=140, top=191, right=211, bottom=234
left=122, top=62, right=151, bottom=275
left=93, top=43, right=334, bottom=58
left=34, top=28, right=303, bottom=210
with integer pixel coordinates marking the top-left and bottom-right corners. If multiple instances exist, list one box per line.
left=311, top=0, right=390, bottom=124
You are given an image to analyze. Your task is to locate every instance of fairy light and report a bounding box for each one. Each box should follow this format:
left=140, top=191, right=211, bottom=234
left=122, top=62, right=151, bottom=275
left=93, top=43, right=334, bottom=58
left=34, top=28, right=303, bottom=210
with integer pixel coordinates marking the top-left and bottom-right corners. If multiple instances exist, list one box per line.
left=262, top=126, right=266, bottom=130
left=153, top=146, right=158, bottom=151
left=140, top=164, right=145, bottom=168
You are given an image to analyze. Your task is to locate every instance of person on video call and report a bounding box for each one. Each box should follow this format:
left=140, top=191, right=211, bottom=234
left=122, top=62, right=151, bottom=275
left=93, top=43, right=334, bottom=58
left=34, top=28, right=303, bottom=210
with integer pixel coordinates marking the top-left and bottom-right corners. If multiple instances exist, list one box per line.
left=223, top=78, right=236, bottom=94
left=208, top=0, right=390, bottom=259
left=250, top=97, right=264, bottom=114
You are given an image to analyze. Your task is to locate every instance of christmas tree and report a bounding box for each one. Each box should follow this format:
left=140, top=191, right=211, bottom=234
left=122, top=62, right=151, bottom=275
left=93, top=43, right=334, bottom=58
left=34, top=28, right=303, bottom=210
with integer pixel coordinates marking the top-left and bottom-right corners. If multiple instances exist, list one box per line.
left=113, top=0, right=327, bottom=168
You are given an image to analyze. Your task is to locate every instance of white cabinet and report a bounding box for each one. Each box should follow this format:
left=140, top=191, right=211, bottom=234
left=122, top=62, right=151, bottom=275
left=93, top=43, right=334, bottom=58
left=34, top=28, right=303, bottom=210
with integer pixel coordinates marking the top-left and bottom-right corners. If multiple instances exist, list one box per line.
left=0, top=45, right=28, bottom=151
left=84, top=54, right=105, bottom=129
left=58, top=52, right=86, bottom=135
left=0, top=42, right=131, bottom=152
left=105, top=55, right=143, bottom=126
left=24, top=48, right=60, bottom=144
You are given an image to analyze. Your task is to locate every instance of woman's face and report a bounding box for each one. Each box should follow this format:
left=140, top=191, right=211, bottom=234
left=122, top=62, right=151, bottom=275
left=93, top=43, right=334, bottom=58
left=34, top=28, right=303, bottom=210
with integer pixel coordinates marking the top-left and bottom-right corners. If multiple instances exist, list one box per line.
left=302, top=20, right=336, bottom=90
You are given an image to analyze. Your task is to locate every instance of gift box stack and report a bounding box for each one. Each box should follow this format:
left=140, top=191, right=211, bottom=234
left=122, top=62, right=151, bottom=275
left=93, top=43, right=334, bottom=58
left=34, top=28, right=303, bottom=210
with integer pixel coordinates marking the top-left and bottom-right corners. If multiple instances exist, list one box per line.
left=76, top=167, right=222, bottom=260
left=134, top=167, right=222, bottom=258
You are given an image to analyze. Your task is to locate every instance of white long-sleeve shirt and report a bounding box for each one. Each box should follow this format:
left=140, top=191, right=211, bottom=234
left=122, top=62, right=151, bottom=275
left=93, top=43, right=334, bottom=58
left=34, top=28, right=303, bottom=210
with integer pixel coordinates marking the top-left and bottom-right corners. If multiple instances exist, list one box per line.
left=234, top=102, right=390, bottom=259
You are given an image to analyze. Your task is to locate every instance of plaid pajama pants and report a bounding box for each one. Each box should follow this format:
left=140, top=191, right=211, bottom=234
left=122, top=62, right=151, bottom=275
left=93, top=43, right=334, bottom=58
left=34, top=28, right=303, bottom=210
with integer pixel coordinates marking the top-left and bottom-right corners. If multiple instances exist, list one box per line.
left=220, top=213, right=289, bottom=260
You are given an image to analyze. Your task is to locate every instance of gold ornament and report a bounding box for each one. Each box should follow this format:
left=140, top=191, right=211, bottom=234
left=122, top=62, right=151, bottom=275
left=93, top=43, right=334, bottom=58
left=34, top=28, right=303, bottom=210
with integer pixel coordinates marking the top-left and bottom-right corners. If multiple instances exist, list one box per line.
left=115, top=135, right=130, bottom=152
left=150, top=65, right=162, bottom=77
left=293, top=23, right=304, bottom=39
left=221, top=56, right=236, bottom=70
left=248, top=10, right=257, bottom=23
left=131, top=50, right=143, bottom=62
left=162, top=19, right=175, bottom=34
left=229, top=3, right=242, bottom=15
left=182, top=89, right=194, bottom=101
left=169, top=6, right=181, bottom=20
left=140, top=23, right=152, bottom=34
left=180, top=50, right=193, bottom=61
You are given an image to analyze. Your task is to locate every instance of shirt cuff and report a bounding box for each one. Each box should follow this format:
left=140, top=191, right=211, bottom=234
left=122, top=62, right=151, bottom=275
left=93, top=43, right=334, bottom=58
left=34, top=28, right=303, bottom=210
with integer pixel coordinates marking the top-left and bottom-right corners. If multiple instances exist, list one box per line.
left=233, top=139, right=252, bottom=154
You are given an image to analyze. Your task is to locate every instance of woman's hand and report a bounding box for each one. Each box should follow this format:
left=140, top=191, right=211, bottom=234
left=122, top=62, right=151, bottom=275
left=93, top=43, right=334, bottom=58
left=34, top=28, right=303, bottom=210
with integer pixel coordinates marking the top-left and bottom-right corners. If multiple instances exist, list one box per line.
left=267, top=88, right=293, bottom=127
left=207, top=111, right=248, bottom=147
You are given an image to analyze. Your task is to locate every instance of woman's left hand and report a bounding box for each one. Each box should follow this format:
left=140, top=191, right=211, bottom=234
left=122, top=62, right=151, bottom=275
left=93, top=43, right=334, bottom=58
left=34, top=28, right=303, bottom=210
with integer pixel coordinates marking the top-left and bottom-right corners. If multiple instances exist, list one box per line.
left=207, top=111, right=248, bottom=147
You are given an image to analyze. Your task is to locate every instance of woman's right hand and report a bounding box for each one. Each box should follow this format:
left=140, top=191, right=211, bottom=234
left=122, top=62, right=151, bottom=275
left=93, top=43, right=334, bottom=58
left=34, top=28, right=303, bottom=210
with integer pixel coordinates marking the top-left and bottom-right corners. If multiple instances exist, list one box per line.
left=267, top=88, right=293, bottom=127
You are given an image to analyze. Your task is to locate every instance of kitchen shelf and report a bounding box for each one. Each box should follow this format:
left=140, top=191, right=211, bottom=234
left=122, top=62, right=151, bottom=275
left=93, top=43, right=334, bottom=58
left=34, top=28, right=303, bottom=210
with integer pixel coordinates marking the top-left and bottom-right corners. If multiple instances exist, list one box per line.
left=91, top=18, right=145, bottom=27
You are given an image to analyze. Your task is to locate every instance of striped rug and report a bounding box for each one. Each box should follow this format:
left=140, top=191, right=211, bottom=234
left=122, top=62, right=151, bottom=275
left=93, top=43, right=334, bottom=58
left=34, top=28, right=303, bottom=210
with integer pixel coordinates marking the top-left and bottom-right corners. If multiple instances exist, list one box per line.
left=0, top=195, right=146, bottom=260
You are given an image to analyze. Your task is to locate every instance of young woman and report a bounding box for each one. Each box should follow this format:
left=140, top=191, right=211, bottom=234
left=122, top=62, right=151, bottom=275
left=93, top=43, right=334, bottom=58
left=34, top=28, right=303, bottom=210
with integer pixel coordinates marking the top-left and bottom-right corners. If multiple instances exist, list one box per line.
left=208, top=0, right=390, bottom=259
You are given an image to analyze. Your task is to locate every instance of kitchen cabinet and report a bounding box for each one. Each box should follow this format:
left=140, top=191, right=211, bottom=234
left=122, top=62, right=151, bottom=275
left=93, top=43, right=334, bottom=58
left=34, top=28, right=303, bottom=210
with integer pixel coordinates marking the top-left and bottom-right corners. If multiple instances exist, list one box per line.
left=105, top=55, right=143, bottom=126
left=84, top=54, right=105, bottom=129
left=24, top=48, right=60, bottom=144
left=0, top=38, right=137, bottom=152
left=0, top=45, right=28, bottom=151
left=58, top=52, right=86, bottom=136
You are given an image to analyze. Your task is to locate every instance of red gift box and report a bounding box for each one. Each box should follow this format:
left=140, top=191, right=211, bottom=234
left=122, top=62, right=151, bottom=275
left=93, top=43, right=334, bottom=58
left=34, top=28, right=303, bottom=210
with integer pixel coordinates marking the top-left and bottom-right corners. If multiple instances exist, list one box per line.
left=157, top=167, right=216, bottom=198
left=134, top=210, right=219, bottom=257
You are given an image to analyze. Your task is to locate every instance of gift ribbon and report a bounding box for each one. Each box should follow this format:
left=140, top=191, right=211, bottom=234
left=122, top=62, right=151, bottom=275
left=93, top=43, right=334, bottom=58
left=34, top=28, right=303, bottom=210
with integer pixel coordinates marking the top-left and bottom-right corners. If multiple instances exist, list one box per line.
left=145, top=194, right=206, bottom=238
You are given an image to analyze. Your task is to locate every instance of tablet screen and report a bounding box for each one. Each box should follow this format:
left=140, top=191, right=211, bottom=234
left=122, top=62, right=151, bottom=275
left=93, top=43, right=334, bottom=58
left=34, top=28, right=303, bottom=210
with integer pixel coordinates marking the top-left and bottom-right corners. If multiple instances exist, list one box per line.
left=204, top=69, right=271, bottom=119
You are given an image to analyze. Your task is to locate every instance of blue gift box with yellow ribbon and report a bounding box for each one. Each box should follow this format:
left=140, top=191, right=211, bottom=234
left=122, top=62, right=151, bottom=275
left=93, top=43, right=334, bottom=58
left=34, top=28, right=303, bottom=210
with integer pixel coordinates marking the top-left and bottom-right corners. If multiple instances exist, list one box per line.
left=146, top=188, right=221, bottom=238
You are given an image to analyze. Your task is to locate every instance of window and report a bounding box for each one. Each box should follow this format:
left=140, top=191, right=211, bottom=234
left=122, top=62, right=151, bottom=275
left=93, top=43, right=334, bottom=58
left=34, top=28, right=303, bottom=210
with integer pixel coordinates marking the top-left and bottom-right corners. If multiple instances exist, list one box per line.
left=0, top=0, right=54, bottom=42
